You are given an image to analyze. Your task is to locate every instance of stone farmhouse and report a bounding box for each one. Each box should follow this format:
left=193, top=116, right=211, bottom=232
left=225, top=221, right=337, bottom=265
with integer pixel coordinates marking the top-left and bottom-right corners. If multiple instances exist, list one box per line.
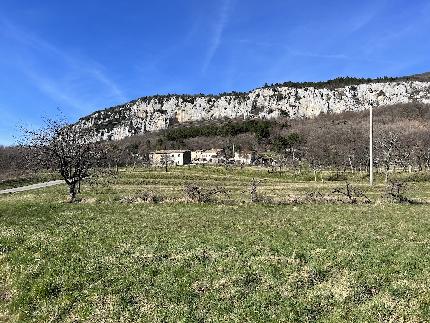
left=149, top=150, right=192, bottom=166
left=149, top=149, right=258, bottom=166
left=234, top=151, right=257, bottom=165
left=191, top=149, right=225, bottom=164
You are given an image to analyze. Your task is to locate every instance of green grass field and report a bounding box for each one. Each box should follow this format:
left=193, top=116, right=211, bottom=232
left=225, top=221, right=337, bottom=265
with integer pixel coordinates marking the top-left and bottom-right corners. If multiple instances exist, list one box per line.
left=1, top=166, right=430, bottom=322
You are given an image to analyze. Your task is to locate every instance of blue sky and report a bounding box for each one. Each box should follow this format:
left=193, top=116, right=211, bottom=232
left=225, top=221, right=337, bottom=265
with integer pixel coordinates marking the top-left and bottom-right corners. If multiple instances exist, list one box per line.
left=0, top=0, right=429, bottom=145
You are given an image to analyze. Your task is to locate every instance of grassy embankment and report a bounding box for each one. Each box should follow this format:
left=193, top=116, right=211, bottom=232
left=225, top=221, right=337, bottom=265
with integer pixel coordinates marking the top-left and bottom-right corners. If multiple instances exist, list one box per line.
left=1, top=166, right=430, bottom=322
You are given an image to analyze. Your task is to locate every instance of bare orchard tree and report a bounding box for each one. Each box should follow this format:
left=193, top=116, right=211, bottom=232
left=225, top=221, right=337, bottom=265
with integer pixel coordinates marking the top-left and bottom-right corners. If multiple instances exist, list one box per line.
left=0, top=145, right=31, bottom=181
left=376, top=131, right=400, bottom=183
left=425, top=148, right=430, bottom=172
left=20, top=118, right=102, bottom=202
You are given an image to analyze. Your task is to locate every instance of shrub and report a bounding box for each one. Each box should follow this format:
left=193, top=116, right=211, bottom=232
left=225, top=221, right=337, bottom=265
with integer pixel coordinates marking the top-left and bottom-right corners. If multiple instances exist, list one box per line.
left=398, top=172, right=430, bottom=183
left=120, top=191, right=163, bottom=203
left=184, top=184, right=229, bottom=203
left=332, top=183, right=371, bottom=204
left=250, top=178, right=260, bottom=203
left=326, top=172, right=348, bottom=181
left=384, top=181, right=413, bottom=204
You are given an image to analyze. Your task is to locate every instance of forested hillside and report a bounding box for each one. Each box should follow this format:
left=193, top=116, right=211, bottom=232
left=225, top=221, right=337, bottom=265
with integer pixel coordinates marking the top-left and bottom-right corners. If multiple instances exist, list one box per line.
left=98, top=102, right=430, bottom=171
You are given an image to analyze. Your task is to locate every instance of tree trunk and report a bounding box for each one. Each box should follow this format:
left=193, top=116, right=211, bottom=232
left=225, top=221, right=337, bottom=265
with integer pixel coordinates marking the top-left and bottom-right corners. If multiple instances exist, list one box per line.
left=69, top=182, right=77, bottom=203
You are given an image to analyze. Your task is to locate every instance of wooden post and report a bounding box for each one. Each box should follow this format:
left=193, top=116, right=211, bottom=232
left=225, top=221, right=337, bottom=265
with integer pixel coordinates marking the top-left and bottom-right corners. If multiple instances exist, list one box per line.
left=369, top=103, right=374, bottom=186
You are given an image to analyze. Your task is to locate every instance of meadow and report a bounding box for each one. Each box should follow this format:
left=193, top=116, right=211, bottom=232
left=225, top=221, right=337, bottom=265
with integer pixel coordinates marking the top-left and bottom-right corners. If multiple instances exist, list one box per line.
left=1, top=166, right=430, bottom=322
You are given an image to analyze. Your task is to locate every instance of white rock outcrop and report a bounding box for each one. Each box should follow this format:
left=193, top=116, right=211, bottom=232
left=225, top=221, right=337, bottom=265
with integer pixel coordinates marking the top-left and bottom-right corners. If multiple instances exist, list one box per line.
left=76, top=81, right=430, bottom=141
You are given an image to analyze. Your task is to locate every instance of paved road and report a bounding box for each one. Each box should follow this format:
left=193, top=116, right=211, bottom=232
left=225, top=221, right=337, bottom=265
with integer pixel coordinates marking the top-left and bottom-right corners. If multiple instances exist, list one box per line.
left=0, top=180, right=64, bottom=195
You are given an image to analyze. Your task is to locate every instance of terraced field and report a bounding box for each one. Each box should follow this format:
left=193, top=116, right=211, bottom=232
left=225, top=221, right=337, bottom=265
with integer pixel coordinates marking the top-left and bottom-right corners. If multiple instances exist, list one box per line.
left=1, top=166, right=430, bottom=322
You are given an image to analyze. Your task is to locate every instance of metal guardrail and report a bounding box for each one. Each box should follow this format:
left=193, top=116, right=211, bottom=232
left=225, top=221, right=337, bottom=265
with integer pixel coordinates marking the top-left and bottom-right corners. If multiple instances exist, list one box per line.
left=0, top=180, right=64, bottom=195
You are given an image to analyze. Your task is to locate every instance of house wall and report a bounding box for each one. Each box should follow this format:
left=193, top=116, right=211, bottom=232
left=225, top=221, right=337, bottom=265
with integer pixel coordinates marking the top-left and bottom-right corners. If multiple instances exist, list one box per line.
left=234, top=152, right=256, bottom=165
left=150, top=151, right=191, bottom=166
left=191, top=150, right=203, bottom=161
left=192, top=149, right=225, bottom=164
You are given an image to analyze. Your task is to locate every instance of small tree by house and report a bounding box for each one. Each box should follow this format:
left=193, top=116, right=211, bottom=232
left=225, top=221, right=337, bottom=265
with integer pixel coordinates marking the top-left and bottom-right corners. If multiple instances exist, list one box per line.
left=160, top=152, right=171, bottom=172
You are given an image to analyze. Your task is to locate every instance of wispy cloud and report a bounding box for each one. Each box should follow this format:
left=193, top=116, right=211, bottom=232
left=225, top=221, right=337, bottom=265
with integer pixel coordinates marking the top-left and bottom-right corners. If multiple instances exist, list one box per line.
left=288, top=49, right=348, bottom=60
left=361, top=6, right=429, bottom=58
left=0, top=18, right=126, bottom=112
left=23, top=69, right=88, bottom=111
left=0, top=104, right=29, bottom=145
left=202, top=0, right=232, bottom=73
left=349, top=11, right=377, bottom=32
left=88, top=67, right=125, bottom=102
left=239, top=39, right=350, bottom=61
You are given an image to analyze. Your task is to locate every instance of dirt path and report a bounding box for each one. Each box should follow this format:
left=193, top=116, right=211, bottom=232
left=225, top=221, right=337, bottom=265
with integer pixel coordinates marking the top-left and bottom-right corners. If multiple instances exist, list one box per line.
left=0, top=180, right=64, bottom=195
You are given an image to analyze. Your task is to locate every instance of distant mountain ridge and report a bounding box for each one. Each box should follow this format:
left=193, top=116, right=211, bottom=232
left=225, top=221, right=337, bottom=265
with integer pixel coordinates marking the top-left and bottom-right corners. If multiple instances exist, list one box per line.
left=75, top=73, right=430, bottom=142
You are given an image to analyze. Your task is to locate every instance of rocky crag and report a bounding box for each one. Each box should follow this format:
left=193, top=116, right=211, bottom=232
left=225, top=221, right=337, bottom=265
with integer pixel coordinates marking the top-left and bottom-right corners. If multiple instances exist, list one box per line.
left=76, top=76, right=430, bottom=141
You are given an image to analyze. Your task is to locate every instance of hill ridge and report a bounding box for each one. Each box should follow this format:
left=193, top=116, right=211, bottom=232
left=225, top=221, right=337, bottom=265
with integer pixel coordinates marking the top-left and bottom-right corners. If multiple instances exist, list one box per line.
left=75, top=74, right=430, bottom=142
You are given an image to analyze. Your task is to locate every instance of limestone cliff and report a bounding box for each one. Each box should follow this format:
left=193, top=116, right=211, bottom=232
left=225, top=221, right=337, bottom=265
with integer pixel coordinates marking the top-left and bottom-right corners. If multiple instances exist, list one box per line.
left=76, top=78, right=430, bottom=141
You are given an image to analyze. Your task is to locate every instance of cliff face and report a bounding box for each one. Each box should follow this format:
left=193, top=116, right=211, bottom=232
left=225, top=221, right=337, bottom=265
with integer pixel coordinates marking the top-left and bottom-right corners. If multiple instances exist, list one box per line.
left=76, top=81, right=430, bottom=141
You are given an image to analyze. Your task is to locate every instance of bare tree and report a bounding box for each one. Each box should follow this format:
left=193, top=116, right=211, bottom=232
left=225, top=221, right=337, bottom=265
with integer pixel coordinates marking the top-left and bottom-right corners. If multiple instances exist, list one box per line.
left=20, top=118, right=102, bottom=202
left=376, top=131, right=400, bottom=183
left=0, top=145, right=31, bottom=181
left=425, top=148, right=430, bottom=171
left=160, top=152, right=171, bottom=172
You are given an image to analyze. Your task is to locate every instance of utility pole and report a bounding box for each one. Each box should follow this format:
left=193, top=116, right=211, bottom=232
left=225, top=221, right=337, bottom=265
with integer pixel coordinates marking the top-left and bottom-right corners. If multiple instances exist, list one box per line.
left=369, top=102, right=374, bottom=186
